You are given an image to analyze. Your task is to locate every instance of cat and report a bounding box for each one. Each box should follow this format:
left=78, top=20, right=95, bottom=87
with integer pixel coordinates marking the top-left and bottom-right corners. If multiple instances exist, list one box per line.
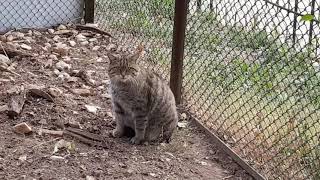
left=107, top=46, right=178, bottom=145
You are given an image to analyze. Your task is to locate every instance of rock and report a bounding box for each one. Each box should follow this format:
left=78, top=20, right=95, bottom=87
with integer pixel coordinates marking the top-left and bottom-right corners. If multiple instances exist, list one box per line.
left=67, top=76, right=79, bottom=83
left=101, top=93, right=111, bottom=99
left=0, top=105, right=9, bottom=112
left=44, top=43, right=52, bottom=48
left=69, top=41, right=76, bottom=47
left=92, top=46, right=100, bottom=51
left=33, top=31, right=42, bottom=36
left=57, top=72, right=70, bottom=81
left=76, top=34, right=86, bottom=42
left=18, top=155, right=27, bottom=162
left=149, top=173, right=156, bottom=177
left=53, top=35, right=60, bottom=42
left=54, top=29, right=73, bottom=35
left=44, top=59, right=53, bottom=68
left=53, top=43, right=69, bottom=56
left=85, top=23, right=99, bottom=28
left=53, top=69, right=61, bottom=75
left=106, top=44, right=117, bottom=51
left=12, top=32, right=24, bottom=38
left=48, top=87, right=63, bottom=97
left=6, top=42, right=19, bottom=49
left=177, top=121, right=188, bottom=128
left=89, top=38, right=97, bottom=42
left=28, top=87, right=55, bottom=102
left=27, top=30, right=33, bottom=36
left=48, top=29, right=55, bottom=34
left=106, top=111, right=113, bottom=118
left=55, top=61, right=71, bottom=71
left=80, top=41, right=89, bottom=46
left=66, top=119, right=81, bottom=129
left=49, top=155, right=65, bottom=161
left=53, top=139, right=74, bottom=154
left=20, top=44, right=32, bottom=50
left=57, top=24, right=67, bottom=30
left=0, top=54, right=11, bottom=65
left=86, top=176, right=95, bottom=180
left=200, top=161, right=208, bottom=166
left=96, top=57, right=103, bottom=62
left=85, top=104, right=100, bottom=114
left=6, top=35, right=14, bottom=42
left=71, top=88, right=91, bottom=96
left=49, top=54, right=58, bottom=61
left=0, top=35, right=6, bottom=41
left=13, top=122, right=32, bottom=134
left=39, top=119, right=47, bottom=125
left=180, top=113, right=187, bottom=120
left=62, top=56, right=71, bottom=62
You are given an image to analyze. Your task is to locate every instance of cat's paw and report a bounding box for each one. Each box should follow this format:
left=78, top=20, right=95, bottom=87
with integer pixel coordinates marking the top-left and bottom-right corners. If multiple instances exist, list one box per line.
left=111, top=129, right=123, bottom=138
left=130, top=136, right=143, bottom=145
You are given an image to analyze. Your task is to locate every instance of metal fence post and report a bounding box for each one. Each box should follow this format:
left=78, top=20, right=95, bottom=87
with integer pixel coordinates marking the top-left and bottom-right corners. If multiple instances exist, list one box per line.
left=292, top=0, right=298, bottom=46
left=308, top=0, right=316, bottom=45
left=170, top=0, right=188, bottom=104
left=84, top=0, right=95, bottom=23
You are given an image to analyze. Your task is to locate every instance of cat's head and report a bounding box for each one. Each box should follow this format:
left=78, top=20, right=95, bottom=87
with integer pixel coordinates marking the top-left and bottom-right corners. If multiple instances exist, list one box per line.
left=107, top=46, right=142, bottom=82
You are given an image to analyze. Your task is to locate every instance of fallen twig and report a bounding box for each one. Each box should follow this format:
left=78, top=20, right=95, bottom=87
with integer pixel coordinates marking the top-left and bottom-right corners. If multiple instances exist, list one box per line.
left=0, top=63, right=21, bottom=76
left=64, top=127, right=108, bottom=148
left=39, top=129, right=64, bottom=137
left=75, top=24, right=112, bottom=37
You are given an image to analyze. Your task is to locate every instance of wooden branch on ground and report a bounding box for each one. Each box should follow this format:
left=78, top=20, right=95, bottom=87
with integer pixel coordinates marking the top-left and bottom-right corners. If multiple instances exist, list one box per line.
left=0, top=46, right=33, bottom=58
left=64, top=127, right=108, bottom=148
left=39, top=129, right=64, bottom=137
left=75, top=24, right=112, bottom=37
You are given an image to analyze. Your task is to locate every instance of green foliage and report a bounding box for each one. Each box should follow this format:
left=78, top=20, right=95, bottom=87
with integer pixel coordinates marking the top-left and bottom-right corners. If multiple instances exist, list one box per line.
left=228, top=27, right=271, bottom=50
left=301, top=14, right=314, bottom=22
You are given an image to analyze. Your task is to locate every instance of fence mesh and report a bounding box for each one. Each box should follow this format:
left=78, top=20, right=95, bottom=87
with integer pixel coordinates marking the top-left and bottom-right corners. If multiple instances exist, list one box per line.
left=95, top=0, right=174, bottom=80
left=2, top=0, right=318, bottom=179
left=96, top=0, right=320, bottom=179
left=183, top=0, right=320, bottom=179
left=0, top=0, right=84, bottom=33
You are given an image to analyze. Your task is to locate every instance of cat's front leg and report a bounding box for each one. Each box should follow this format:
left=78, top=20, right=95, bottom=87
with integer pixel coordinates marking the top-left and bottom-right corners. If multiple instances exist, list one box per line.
left=130, top=111, right=148, bottom=145
left=111, top=102, right=126, bottom=138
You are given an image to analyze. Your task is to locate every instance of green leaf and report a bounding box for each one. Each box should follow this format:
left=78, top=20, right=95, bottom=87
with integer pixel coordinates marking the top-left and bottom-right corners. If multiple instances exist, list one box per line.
left=301, top=14, right=314, bottom=22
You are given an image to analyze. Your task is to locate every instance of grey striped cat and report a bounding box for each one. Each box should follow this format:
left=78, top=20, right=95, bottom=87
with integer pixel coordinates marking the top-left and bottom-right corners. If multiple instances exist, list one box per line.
left=107, top=46, right=178, bottom=145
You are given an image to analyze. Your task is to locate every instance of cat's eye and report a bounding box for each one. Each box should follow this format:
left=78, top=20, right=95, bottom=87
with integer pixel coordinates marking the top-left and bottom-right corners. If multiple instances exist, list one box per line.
left=128, top=67, right=138, bottom=72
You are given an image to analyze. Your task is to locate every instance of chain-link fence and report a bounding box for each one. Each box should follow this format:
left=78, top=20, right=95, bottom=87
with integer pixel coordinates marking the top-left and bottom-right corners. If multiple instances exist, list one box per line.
left=96, top=0, right=319, bottom=179
left=95, top=0, right=174, bottom=80
left=0, top=0, right=84, bottom=33
left=1, top=0, right=318, bottom=179
left=183, top=0, right=319, bottom=179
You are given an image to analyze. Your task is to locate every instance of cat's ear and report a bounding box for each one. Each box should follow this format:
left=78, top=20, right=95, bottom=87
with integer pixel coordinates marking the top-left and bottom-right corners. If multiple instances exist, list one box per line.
left=128, top=52, right=140, bottom=63
left=128, top=44, right=143, bottom=63
left=107, top=53, right=118, bottom=64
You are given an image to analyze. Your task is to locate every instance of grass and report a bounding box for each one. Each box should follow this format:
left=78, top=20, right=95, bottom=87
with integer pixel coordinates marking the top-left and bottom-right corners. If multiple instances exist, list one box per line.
left=95, top=1, right=320, bottom=179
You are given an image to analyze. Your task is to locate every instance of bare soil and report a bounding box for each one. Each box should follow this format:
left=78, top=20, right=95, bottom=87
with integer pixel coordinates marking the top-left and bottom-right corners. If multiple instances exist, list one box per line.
left=0, top=26, right=252, bottom=180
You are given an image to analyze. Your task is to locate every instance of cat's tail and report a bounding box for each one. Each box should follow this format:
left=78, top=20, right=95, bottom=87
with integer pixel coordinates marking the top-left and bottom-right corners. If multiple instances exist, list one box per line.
left=163, top=115, right=178, bottom=143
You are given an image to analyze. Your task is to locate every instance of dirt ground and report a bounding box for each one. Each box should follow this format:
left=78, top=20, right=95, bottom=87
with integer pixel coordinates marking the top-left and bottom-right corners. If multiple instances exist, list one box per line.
left=0, top=24, right=252, bottom=180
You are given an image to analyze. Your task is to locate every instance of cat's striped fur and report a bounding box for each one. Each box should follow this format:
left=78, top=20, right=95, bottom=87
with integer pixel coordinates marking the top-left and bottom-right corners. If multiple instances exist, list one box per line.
left=107, top=46, right=178, bottom=145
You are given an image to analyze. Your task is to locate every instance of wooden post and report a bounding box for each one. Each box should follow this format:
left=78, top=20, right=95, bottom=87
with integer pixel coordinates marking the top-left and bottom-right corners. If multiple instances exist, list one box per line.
left=84, top=0, right=95, bottom=23
left=170, top=0, right=188, bottom=104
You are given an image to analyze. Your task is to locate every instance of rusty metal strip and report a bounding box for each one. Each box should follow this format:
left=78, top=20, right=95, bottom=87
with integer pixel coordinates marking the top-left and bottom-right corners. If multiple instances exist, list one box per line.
left=190, top=116, right=266, bottom=180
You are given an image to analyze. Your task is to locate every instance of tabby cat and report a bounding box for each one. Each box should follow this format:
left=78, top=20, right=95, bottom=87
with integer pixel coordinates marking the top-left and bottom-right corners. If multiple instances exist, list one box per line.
left=107, top=46, right=178, bottom=145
